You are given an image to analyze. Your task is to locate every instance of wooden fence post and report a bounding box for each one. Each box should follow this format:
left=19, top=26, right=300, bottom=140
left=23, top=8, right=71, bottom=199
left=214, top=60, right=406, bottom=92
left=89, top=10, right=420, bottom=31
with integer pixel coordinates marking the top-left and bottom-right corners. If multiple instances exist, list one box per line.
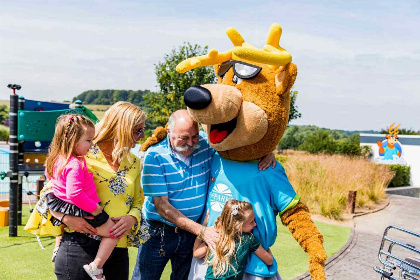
left=347, top=190, right=357, bottom=214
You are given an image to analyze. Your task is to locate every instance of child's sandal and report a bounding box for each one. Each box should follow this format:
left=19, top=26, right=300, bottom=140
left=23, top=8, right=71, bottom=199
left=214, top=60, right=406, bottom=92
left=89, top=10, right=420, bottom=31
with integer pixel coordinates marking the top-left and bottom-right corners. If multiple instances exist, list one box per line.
left=83, top=262, right=105, bottom=280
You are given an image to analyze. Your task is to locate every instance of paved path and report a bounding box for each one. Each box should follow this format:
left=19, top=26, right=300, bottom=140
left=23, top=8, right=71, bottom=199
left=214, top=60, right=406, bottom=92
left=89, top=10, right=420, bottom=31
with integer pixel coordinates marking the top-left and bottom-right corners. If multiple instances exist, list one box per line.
left=324, top=195, right=420, bottom=280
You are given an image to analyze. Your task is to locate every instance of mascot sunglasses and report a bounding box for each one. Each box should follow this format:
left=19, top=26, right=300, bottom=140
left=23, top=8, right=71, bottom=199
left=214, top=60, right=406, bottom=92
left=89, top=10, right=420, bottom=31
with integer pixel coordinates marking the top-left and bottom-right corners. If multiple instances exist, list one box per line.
left=218, top=60, right=262, bottom=79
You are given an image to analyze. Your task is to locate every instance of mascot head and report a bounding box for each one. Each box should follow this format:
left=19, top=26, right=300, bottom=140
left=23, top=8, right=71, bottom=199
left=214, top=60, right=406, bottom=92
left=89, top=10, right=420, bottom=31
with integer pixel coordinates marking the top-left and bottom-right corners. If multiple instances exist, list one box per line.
left=176, top=23, right=297, bottom=161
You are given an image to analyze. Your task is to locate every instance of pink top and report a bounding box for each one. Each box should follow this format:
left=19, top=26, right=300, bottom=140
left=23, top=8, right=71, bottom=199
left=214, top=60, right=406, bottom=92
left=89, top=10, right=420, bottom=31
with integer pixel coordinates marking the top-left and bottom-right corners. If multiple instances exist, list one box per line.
left=47, top=155, right=100, bottom=213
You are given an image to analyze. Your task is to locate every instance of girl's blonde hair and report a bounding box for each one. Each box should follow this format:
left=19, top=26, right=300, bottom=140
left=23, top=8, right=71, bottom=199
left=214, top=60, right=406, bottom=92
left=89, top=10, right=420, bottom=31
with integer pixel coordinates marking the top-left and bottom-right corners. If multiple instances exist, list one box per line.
left=209, top=199, right=254, bottom=277
left=45, top=114, right=95, bottom=178
left=94, top=101, right=146, bottom=164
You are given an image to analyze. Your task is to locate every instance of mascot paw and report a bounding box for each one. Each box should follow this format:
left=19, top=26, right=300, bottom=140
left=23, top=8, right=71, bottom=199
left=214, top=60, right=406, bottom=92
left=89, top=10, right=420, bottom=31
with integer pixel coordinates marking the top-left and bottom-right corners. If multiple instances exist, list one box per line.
left=308, top=241, right=327, bottom=264
left=309, top=260, right=326, bottom=280
left=308, top=241, right=327, bottom=280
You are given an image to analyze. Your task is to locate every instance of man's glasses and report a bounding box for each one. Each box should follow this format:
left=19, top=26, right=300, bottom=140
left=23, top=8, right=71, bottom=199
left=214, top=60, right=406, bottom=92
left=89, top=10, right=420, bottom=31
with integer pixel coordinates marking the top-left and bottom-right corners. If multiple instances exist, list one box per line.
left=134, top=127, right=145, bottom=137
left=217, top=60, right=262, bottom=79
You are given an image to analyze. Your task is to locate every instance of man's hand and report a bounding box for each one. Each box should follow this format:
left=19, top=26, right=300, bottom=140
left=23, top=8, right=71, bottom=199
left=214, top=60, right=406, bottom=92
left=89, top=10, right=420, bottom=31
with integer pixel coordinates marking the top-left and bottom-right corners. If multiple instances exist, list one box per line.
left=203, top=226, right=218, bottom=250
left=62, top=215, right=97, bottom=235
left=154, top=196, right=208, bottom=238
left=258, top=153, right=277, bottom=170
left=110, top=215, right=136, bottom=239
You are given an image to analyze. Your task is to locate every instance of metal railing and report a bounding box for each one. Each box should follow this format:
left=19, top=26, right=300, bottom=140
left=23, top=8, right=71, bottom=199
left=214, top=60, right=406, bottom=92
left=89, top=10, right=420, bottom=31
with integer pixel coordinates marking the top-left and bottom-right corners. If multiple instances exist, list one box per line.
left=0, top=149, right=39, bottom=203
left=374, top=225, right=420, bottom=279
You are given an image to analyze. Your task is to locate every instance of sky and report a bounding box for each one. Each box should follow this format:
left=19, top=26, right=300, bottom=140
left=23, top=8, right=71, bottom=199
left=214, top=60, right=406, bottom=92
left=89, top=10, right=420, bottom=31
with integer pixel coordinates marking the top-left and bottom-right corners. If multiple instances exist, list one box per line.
left=1, top=0, right=419, bottom=131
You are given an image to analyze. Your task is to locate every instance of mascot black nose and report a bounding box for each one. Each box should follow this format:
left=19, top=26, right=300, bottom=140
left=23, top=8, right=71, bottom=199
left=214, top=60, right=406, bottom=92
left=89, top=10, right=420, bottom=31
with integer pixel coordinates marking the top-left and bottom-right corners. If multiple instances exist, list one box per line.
left=184, top=86, right=212, bottom=110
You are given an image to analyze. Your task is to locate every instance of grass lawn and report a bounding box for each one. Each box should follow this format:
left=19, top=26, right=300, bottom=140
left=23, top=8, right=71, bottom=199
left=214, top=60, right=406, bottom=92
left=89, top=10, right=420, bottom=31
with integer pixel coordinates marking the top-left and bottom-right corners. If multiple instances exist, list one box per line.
left=0, top=205, right=350, bottom=280
left=84, top=104, right=110, bottom=120
left=0, top=100, right=8, bottom=107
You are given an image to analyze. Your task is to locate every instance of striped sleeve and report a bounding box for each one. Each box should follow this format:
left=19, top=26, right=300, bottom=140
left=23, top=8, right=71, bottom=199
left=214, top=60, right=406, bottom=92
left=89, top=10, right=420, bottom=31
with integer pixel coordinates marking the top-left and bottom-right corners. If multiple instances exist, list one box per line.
left=142, top=152, right=168, bottom=197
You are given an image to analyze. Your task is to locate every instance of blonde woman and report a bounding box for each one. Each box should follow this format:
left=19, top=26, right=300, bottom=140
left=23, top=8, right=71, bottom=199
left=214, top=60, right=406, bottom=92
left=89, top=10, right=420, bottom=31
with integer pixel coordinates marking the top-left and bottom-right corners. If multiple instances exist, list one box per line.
left=50, top=101, right=147, bottom=280
left=193, top=200, right=273, bottom=280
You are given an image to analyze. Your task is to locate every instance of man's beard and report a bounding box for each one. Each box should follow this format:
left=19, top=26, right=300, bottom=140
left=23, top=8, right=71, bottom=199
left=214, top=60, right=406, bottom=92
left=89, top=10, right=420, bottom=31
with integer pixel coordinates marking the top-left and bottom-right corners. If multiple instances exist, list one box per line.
left=173, top=143, right=200, bottom=153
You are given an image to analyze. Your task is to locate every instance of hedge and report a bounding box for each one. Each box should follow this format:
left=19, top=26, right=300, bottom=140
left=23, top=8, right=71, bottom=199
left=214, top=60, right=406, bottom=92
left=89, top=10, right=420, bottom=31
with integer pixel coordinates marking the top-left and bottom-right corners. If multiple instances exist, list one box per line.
left=387, top=164, right=411, bottom=187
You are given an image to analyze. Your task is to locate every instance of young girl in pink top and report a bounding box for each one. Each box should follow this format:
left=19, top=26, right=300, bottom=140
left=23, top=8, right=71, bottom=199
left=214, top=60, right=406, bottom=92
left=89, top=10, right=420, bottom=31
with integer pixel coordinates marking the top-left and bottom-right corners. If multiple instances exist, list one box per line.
left=45, top=114, right=117, bottom=280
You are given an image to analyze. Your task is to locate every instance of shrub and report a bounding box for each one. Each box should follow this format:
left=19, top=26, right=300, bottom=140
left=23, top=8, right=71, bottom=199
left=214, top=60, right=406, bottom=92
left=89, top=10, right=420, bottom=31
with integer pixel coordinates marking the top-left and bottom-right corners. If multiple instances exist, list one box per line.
left=387, top=164, right=411, bottom=187
left=337, top=134, right=361, bottom=156
left=274, top=154, right=288, bottom=165
left=336, top=139, right=360, bottom=156
left=0, top=127, right=9, bottom=141
left=282, top=153, right=394, bottom=219
left=360, top=145, right=373, bottom=159
left=0, top=105, right=8, bottom=124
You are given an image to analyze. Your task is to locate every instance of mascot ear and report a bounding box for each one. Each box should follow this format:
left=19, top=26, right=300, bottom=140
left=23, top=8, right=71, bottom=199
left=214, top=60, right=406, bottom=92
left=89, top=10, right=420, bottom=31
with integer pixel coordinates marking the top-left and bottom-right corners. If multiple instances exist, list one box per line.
left=275, top=62, right=297, bottom=96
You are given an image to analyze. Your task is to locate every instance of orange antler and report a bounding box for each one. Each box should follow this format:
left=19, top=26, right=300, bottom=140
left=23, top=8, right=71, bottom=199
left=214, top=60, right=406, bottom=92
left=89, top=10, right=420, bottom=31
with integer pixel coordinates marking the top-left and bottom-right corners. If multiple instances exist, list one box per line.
left=176, top=49, right=232, bottom=73
left=388, top=123, right=402, bottom=136
left=176, top=23, right=293, bottom=73
left=229, top=23, right=292, bottom=67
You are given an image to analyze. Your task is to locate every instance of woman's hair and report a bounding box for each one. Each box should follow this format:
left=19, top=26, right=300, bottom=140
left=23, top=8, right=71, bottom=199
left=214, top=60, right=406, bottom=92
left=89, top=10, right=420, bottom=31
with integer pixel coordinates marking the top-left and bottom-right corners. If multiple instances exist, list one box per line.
left=209, top=199, right=254, bottom=277
left=93, top=101, right=147, bottom=164
left=45, top=114, right=95, bottom=178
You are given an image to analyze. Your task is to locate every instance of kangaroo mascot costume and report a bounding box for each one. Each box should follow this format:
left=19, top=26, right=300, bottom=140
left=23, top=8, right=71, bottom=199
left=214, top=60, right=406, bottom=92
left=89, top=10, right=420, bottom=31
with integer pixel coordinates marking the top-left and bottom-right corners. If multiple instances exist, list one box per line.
left=142, top=23, right=326, bottom=280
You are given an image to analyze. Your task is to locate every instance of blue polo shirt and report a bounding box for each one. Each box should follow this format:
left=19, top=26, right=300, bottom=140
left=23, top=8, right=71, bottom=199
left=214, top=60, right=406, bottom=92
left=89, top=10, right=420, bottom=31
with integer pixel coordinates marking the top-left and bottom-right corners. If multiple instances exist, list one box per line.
left=205, top=153, right=300, bottom=277
left=142, top=131, right=214, bottom=226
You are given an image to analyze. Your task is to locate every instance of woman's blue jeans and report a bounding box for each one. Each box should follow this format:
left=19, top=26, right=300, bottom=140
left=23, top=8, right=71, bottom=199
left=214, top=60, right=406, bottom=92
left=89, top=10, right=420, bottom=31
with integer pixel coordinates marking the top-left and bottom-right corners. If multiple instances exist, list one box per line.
left=132, top=222, right=196, bottom=280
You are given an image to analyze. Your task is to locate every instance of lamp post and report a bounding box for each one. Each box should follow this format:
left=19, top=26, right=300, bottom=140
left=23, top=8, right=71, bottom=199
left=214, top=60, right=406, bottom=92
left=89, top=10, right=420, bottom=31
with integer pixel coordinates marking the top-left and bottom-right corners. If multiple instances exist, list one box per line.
left=7, top=84, right=21, bottom=236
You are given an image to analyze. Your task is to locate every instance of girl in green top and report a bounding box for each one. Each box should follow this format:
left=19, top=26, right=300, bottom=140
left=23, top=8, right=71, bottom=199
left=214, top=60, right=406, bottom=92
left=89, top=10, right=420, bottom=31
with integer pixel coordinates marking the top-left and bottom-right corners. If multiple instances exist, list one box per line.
left=193, top=199, right=273, bottom=280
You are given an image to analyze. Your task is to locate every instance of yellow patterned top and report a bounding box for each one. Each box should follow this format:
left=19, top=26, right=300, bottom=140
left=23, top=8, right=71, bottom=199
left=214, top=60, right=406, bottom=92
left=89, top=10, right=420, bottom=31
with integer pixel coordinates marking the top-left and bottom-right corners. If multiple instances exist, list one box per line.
left=25, top=145, right=149, bottom=247
left=85, top=145, right=146, bottom=248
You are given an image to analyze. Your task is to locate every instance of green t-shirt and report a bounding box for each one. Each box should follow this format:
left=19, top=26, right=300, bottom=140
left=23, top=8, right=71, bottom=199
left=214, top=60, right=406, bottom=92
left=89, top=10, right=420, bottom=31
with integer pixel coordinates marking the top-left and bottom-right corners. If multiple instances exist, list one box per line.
left=205, top=233, right=261, bottom=280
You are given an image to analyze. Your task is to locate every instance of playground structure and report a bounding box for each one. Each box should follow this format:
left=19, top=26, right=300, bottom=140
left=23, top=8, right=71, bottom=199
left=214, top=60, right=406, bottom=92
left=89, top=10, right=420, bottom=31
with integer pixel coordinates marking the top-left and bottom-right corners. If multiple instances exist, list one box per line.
left=1, top=84, right=98, bottom=237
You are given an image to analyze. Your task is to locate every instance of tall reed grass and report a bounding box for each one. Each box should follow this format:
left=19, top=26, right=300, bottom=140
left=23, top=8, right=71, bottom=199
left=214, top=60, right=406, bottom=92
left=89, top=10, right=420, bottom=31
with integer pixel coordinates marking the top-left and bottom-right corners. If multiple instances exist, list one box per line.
left=278, top=150, right=394, bottom=220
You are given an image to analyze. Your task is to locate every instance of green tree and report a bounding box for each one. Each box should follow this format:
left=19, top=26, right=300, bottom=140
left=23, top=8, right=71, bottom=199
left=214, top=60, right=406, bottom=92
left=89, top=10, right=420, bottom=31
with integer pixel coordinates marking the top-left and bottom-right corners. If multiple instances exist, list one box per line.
left=278, top=125, right=322, bottom=150
left=336, top=133, right=361, bottom=156
left=73, top=89, right=150, bottom=106
left=298, top=130, right=338, bottom=154
left=113, top=90, right=129, bottom=103
left=144, top=42, right=216, bottom=126
left=0, top=105, right=9, bottom=125
left=288, top=91, right=301, bottom=123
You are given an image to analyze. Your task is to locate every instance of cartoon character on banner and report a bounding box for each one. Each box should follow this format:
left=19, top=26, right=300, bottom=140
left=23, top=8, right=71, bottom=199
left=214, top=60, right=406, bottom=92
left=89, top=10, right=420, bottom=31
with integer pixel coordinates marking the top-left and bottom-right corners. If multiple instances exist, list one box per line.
left=377, top=123, right=403, bottom=161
